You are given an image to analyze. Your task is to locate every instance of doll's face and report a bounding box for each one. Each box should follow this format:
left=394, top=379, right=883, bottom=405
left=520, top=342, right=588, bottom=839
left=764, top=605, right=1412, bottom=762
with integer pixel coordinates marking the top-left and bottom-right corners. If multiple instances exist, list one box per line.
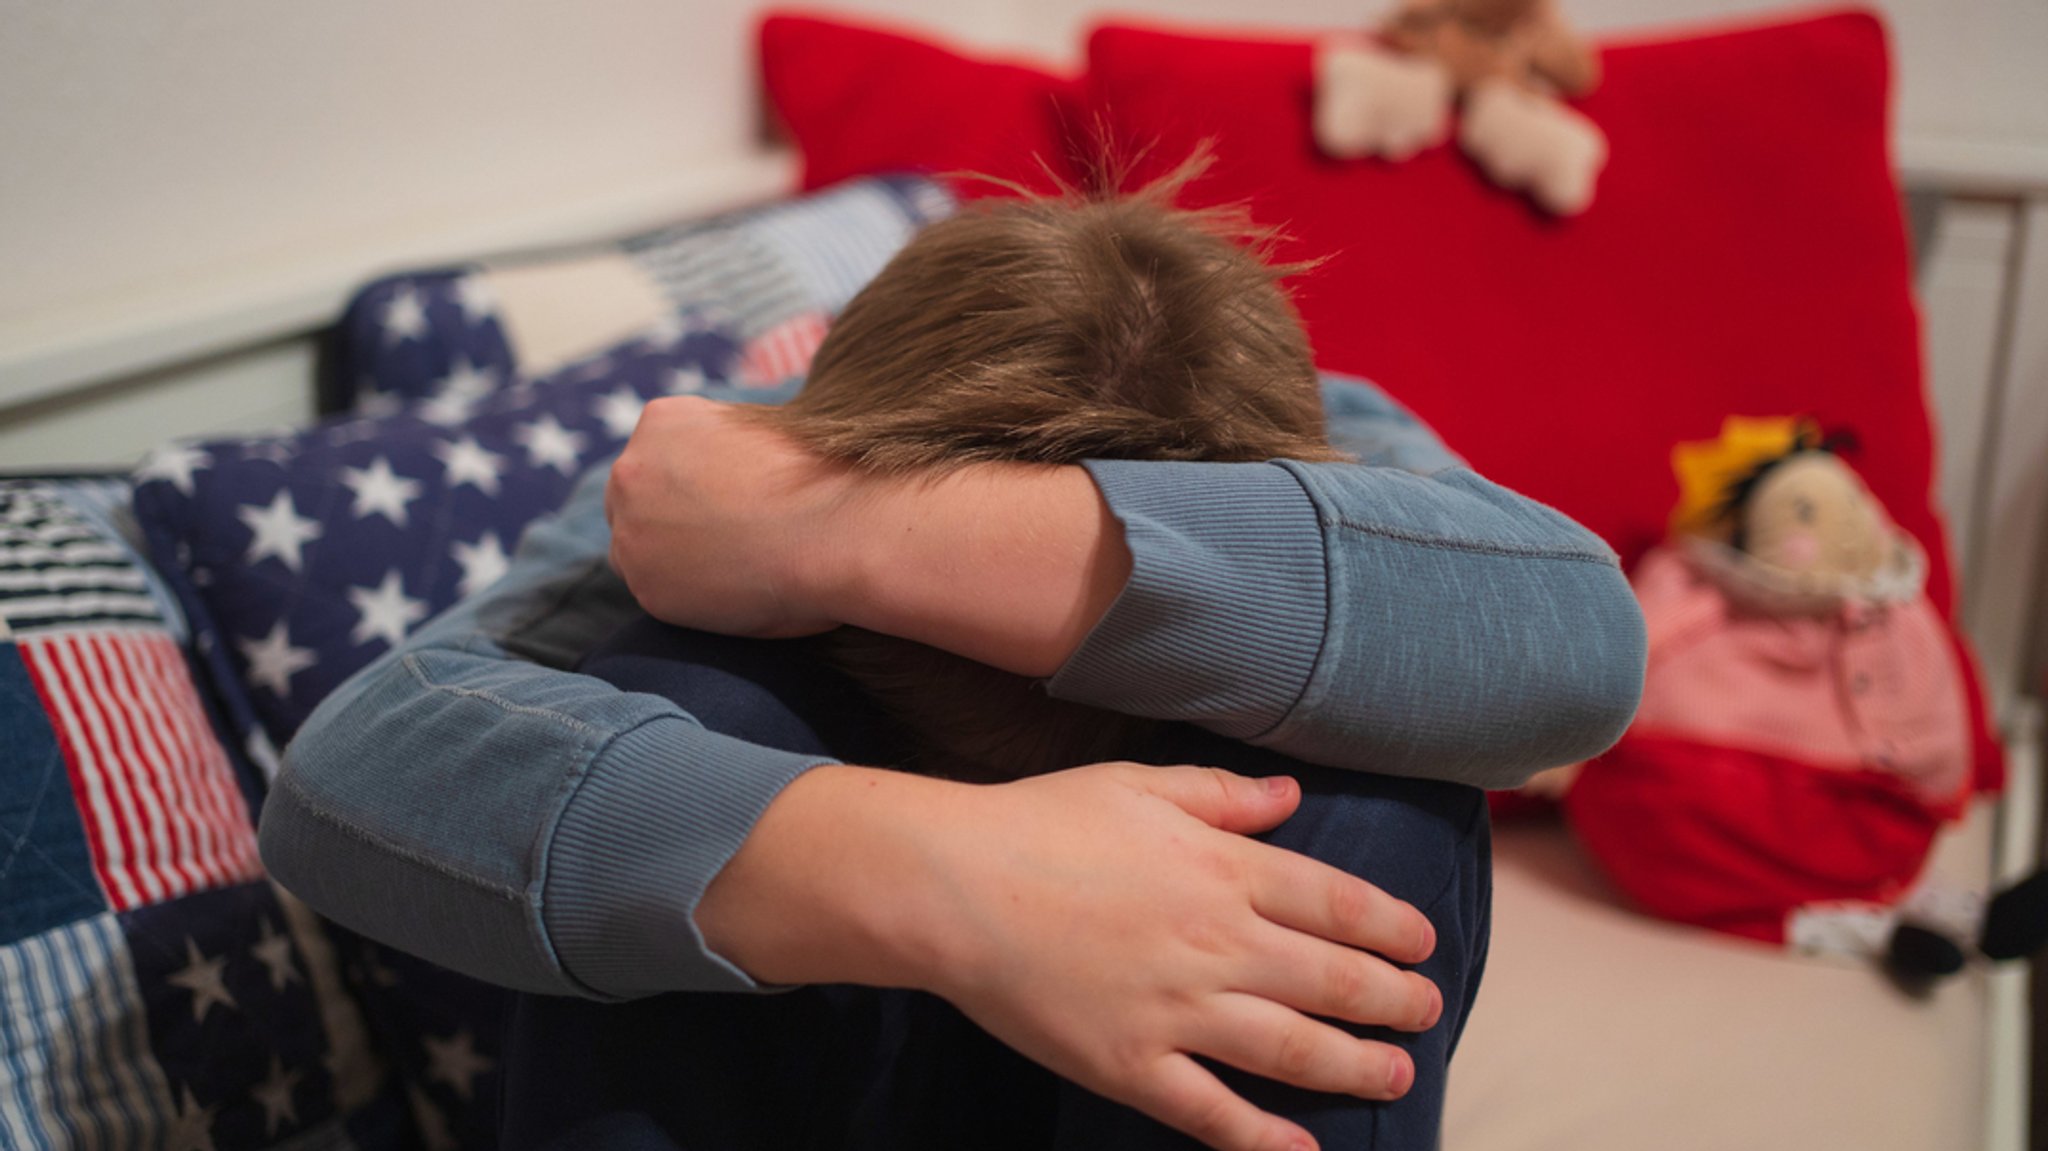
left=1740, top=452, right=1888, bottom=579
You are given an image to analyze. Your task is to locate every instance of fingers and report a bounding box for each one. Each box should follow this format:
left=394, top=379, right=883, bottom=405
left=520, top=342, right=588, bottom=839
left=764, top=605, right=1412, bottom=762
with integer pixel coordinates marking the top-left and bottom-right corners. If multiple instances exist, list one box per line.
left=1139, top=765, right=1301, bottom=835
left=1244, top=848, right=1436, bottom=966
left=1134, top=1053, right=1318, bottom=1151
left=1233, top=922, right=1441, bottom=1034
left=1195, top=992, right=1417, bottom=1101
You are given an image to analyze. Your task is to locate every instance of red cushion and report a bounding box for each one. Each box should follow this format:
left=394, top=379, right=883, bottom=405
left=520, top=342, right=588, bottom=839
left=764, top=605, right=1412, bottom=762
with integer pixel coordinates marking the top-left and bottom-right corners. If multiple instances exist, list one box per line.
left=1089, top=10, right=2002, bottom=789
left=760, top=10, right=1084, bottom=195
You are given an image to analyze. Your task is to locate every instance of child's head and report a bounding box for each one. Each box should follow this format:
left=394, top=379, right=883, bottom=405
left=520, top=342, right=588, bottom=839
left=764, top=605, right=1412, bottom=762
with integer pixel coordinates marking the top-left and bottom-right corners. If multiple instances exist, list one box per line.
left=774, top=156, right=1344, bottom=472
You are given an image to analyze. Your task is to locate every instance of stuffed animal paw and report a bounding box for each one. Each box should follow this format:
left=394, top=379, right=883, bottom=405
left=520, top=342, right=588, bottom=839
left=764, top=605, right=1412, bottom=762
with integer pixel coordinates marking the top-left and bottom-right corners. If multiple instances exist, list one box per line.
left=1459, top=78, right=1607, bottom=215
left=1314, top=38, right=1454, bottom=161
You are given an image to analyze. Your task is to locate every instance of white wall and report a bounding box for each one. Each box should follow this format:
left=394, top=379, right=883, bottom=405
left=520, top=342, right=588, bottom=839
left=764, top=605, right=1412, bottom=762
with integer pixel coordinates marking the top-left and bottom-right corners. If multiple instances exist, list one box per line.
left=1, top=0, right=2044, bottom=467
left=4, top=0, right=2043, bottom=327
left=0, top=1, right=772, bottom=321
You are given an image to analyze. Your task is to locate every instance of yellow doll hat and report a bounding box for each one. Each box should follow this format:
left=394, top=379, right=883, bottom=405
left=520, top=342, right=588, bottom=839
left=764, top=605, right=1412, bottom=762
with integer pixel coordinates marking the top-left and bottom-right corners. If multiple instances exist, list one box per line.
left=1668, top=415, right=1822, bottom=538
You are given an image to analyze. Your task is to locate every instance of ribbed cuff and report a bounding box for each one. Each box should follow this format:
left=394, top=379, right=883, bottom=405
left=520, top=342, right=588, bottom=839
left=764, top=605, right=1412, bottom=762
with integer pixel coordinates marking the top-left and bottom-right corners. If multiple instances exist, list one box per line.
left=542, top=716, right=832, bottom=999
left=1048, top=460, right=1329, bottom=741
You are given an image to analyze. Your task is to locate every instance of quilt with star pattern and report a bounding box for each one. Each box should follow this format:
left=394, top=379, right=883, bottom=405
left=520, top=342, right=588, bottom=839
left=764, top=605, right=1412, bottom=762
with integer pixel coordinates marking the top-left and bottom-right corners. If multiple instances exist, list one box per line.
left=1, top=477, right=413, bottom=1149
left=5, top=176, right=952, bottom=1150
left=28, top=175, right=951, bottom=1149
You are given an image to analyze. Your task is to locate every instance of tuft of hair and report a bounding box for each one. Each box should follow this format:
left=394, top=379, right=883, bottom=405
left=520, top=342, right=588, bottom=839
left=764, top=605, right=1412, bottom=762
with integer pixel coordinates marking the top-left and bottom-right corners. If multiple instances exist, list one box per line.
left=763, top=146, right=1346, bottom=473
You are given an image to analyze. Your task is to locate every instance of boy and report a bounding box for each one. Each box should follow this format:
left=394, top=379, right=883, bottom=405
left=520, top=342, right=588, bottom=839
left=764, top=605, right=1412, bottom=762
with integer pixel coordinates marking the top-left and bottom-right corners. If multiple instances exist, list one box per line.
left=266, top=168, right=1644, bottom=1151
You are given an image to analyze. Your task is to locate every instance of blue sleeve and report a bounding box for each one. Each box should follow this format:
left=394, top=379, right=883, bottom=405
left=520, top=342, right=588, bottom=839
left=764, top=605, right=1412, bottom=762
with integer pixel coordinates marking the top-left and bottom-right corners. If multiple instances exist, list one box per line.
left=267, top=375, right=1641, bottom=1004
left=261, top=463, right=834, bottom=1001
left=1048, top=374, right=1645, bottom=789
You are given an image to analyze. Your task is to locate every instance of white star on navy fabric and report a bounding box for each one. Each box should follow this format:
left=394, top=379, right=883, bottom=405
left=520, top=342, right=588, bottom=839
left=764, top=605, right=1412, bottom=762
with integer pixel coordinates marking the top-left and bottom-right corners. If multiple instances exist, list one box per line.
left=418, top=360, right=498, bottom=426
left=514, top=414, right=585, bottom=475
left=166, top=937, right=238, bottom=1022
left=251, top=1055, right=302, bottom=1136
left=452, top=276, right=494, bottom=325
left=423, top=1028, right=495, bottom=1101
left=339, top=457, right=423, bottom=528
left=667, top=365, right=708, bottom=395
left=596, top=387, right=647, bottom=439
left=136, top=444, right=213, bottom=495
left=433, top=436, right=508, bottom=497
left=409, top=1086, right=457, bottom=1151
left=245, top=729, right=282, bottom=781
left=251, top=917, right=302, bottom=992
left=382, top=286, right=429, bottom=345
left=452, top=532, right=512, bottom=599
left=240, top=621, right=317, bottom=697
left=166, top=1085, right=219, bottom=1151
left=438, top=359, right=497, bottom=402
left=418, top=394, right=477, bottom=428
left=237, top=490, right=323, bottom=572
left=347, top=569, right=428, bottom=648
left=358, top=391, right=405, bottom=419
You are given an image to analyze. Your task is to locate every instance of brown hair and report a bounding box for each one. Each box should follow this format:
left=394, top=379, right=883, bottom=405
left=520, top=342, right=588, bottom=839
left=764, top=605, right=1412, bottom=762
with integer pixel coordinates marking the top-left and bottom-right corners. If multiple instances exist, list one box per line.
left=762, top=155, right=1344, bottom=781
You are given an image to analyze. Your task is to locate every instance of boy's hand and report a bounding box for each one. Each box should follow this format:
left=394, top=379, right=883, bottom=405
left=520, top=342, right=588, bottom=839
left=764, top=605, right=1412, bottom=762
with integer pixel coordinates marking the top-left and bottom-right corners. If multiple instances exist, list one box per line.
left=606, top=397, right=852, bottom=637
left=699, top=762, right=1441, bottom=1151
left=606, top=396, right=1130, bottom=676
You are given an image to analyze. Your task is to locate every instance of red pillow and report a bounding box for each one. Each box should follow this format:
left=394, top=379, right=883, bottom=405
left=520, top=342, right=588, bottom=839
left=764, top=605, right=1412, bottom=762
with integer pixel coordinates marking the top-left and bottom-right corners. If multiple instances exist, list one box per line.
left=760, top=10, right=1084, bottom=195
left=1089, top=10, right=2002, bottom=789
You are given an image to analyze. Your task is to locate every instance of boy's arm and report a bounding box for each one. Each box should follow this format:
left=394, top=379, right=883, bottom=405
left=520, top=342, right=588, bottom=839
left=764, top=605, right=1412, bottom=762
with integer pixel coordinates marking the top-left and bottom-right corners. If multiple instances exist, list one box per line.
left=1048, top=374, right=1647, bottom=789
left=268, top=458, right=1447, bottom=1151
left=613, top=383, right=1642, bottom=791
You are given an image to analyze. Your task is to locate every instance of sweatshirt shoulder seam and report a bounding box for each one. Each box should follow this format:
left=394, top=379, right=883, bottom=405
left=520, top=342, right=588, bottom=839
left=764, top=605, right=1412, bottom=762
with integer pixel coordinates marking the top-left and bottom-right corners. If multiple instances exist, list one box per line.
left=1325, top=516, right=1620, bottom=567
left=401, top=652, right=609, bottom=739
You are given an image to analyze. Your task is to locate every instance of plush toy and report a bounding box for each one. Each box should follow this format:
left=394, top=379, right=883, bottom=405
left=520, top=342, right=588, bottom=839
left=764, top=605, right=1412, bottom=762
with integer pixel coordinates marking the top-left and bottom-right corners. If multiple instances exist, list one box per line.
left=1548, top=417, right=2048, bottom=986
left=1313, top=0, right=1608, bottom=214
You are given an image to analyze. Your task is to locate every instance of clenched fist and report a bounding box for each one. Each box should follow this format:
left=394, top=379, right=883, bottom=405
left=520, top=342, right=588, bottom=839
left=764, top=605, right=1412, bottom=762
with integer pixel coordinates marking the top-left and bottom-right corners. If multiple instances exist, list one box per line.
left=604, top=395, right=1132, bottom=677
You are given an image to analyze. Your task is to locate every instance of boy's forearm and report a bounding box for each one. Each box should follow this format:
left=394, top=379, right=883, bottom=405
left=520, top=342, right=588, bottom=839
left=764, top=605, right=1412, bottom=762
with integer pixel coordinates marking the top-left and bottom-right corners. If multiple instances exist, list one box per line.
left=818, top=463, right=1132, bottom=679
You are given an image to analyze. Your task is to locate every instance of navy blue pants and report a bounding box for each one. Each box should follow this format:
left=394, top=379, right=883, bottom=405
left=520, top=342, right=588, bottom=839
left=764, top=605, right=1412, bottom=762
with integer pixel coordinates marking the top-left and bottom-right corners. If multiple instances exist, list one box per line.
left=500, top=618, right=1490, bottom=1151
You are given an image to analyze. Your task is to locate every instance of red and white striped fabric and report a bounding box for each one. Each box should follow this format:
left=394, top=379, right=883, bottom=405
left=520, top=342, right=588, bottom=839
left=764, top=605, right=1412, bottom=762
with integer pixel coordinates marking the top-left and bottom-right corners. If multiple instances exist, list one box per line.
left=17, top=627, right=262, bottom=911
left=738, top=311, right=830, bottom=389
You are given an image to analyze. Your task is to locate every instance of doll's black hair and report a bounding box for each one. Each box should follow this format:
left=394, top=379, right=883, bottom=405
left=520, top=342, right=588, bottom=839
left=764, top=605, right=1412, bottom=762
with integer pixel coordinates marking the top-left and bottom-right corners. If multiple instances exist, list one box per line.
left=1717, top=421, right=1860, bottom=553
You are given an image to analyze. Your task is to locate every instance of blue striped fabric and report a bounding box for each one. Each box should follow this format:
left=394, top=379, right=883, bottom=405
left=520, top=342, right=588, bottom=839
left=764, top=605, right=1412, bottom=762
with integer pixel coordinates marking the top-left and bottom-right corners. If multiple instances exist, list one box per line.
left=626, top=223, right=806, bottom=340
left=0, top=916, right=175, bottom=1150
left=732, top=179, right=939, bottom=318
left=624, top=175, right=954, bottom=338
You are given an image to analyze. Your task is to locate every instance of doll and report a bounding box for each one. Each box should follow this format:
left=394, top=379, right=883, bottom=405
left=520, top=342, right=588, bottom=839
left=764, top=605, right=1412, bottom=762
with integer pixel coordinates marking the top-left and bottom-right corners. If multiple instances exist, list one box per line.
left=1553, top=417, right=2047, bottom=985
left=1314, top=0, right=1608, bottom=214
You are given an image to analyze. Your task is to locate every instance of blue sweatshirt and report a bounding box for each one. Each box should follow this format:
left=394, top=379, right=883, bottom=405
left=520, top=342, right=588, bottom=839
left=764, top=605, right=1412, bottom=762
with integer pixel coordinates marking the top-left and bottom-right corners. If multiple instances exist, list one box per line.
left=260, top=375, right=1644, bottom=1001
